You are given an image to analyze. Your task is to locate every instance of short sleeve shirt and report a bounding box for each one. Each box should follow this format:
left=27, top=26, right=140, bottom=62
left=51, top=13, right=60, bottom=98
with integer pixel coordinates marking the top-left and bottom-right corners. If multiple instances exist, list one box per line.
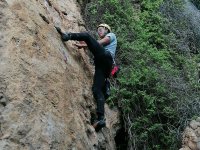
left=104, top=33, right=117, bottom=58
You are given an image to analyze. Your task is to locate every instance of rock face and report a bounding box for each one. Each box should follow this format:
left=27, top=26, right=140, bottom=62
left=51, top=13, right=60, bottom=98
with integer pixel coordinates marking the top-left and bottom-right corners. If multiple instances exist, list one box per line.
left=180, top=117, right=200, bottom=150
left=0, top=0, right=120, bottom=149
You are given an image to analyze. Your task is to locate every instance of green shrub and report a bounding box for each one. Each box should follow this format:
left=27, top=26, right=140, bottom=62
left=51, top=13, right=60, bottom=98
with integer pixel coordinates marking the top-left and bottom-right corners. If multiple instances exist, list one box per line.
left=191, top=0, right=200, bottom=9
left=84, top=0, right=200, bottom=149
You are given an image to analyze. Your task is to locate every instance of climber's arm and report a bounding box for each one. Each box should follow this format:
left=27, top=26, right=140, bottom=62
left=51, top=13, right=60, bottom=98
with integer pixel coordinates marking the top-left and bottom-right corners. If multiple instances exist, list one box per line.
left=74, top=36, right=110, bottom=49
left=74, top=41, right=87, bottom=49
left=98, top=36, right=110, bottom=46
left=75, top=36, right=110, bottom=49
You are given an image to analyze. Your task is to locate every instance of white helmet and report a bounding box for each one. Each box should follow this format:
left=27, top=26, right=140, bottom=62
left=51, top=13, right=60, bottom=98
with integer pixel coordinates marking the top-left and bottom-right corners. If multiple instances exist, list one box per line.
left=98, top=23, right=111, bottom=32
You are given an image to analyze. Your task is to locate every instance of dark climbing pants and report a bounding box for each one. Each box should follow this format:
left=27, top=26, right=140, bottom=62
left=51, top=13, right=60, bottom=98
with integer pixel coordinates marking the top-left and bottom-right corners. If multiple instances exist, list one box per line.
left=69, top=32, right=113, bottom=117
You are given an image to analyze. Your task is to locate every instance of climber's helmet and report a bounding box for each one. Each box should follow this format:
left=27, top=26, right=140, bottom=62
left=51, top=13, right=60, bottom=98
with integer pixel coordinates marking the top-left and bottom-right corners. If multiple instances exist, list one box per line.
left=97, top=23, right=111, bottom=33
left=97, top=23, right=111, bottom=38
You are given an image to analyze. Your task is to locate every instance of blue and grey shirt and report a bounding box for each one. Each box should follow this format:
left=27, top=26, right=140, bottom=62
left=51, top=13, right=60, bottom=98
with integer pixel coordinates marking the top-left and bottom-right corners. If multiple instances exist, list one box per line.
left=104, top=33, right=117, bottom=59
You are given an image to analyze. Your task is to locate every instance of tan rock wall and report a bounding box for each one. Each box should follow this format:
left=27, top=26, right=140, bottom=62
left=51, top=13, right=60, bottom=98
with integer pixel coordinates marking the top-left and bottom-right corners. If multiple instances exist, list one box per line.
left=0, top=0, right=119, bottom=149
left=180, top=117, right=200, bottom=150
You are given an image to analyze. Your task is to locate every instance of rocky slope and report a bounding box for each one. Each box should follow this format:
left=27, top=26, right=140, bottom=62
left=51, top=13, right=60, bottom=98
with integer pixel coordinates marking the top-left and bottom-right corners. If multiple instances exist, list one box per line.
left=0, top=0, right=120, bottom=149
left=180, top=118, right=200, bottom=150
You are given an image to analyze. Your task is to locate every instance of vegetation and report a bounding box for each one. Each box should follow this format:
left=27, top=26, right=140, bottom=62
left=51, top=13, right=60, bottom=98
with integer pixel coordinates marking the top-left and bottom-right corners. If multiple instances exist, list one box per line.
left=191, top=0, right=200, bottom=9
left=84, top=0, right=200, bottom=149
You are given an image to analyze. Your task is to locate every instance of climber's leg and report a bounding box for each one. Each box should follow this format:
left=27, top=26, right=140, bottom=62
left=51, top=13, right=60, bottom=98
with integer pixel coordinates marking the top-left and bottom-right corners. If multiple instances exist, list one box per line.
left=92, top=52, right=113, bottom=115
left=60, top=31, right=105, bottom=58
left=103, top=79, right=111, bottom=100
left=92, top=66, right=107, bottom=132
left=92, top=67, right=105, bottom=118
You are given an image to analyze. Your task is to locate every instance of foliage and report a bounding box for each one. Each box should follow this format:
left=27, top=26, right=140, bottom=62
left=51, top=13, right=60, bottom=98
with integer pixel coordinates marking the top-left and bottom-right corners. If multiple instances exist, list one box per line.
left=191, top=0, right=200, bottom=9
left=84, top=0, right=200, bottom=149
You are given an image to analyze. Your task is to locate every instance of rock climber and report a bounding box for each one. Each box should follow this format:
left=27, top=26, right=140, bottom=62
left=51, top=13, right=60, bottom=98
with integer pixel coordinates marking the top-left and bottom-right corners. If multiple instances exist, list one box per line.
left=55, top=24, right=117, bottom=132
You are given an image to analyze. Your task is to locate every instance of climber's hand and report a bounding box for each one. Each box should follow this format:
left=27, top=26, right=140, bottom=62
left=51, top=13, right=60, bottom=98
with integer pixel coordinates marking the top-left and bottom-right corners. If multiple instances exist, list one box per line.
left=74, top=41, right=87, bottom=49
left=74, top=43, right=83, bottom=49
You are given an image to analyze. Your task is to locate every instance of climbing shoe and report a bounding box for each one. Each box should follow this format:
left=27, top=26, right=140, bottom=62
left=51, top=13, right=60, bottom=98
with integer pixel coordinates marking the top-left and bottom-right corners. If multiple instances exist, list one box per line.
left=55, top=26, right=62, bottom=35
left=55, top=26, right=70, bottom=41
left=93, top=119, right=106, bottom=132
left=61, top=32, right=70, bottom=41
